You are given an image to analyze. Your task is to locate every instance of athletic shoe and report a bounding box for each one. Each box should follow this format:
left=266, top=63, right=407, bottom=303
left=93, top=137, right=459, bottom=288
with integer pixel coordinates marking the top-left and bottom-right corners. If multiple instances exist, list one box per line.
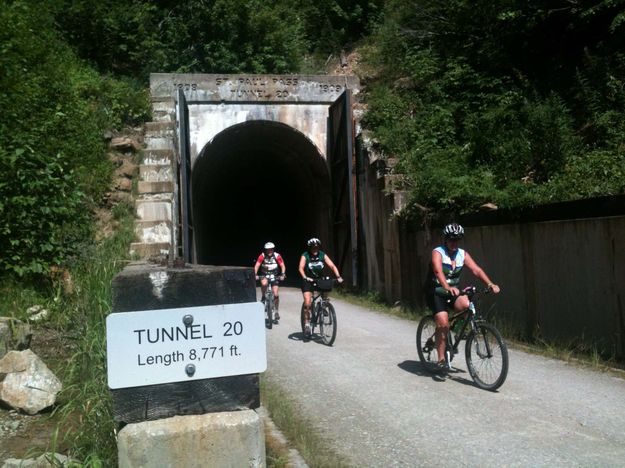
left=274, top=311, right=280, bottom=320
left=304, top=324, right=311, bottom=337
left=435, top=361, right=448, bottom=377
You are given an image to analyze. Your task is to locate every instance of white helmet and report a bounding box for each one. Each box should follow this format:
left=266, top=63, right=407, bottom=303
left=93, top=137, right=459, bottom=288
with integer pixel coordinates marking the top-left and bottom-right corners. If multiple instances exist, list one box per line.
left=443, top=223, right=464, bottom=239
left=307, top=237, right=321, bottom=247
left=264, top=242, right=275, bottom=250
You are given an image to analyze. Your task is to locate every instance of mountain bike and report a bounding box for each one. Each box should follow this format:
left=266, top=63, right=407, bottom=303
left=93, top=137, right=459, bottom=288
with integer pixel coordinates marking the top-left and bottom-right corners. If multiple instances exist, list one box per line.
left=416, top=286, right=509, bottom=391
left=300, top=277, right=337, bottom=346
left=259, top=273, right=283, bottom=329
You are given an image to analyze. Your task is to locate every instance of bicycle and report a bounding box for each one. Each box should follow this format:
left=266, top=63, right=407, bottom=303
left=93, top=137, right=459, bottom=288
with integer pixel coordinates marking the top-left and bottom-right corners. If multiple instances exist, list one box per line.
left=416, top=286, right=509, bottom=391
left=300, top=277, right=337, bottom=346
left=259, top=273, right=283, bottom=329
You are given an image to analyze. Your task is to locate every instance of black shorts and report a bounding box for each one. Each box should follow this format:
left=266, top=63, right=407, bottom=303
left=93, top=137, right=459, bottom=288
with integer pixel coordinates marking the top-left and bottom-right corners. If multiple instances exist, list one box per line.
left=426, top=292, right=458, bottom=315
left=301, top=278, right=314, bottom=293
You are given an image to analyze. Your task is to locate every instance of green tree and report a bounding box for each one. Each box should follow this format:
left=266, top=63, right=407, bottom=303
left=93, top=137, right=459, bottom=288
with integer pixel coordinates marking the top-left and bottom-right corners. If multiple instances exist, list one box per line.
left=363, top=0, right=625, bottom=214
left=0, top=2, right=147, bottom=276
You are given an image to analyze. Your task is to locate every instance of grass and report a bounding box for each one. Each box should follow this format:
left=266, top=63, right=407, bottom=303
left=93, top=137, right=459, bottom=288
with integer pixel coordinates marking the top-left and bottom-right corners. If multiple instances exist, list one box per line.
left=49, top=210, right=135, bottom=466
left=59, top=215, right=135, bottom=464
left=0, top=207, right=133, bottom=466
left=0, top=278, right=57, bottom=323
left=260, top=376, right=351, bottom=468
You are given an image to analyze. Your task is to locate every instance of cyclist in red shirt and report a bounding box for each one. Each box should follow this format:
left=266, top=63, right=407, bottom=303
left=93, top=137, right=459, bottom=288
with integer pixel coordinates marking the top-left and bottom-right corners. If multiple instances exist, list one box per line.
left=254, top=242, right=286, bottom=319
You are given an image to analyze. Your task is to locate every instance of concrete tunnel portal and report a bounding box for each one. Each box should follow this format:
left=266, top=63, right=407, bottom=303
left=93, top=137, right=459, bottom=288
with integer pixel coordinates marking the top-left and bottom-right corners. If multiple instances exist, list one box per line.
left=191, top=120, right=332, bottom=279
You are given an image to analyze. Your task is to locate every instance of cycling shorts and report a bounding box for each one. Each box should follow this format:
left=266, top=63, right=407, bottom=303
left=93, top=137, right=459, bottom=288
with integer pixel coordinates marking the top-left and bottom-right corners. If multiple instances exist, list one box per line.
left=301, top=278, right=316, bottom=293
left=426, top=292, right=459, bottom=315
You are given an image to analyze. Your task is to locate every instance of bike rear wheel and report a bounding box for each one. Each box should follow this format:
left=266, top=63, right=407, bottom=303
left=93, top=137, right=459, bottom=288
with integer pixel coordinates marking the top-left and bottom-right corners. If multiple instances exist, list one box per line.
left=266, top=291, right=273, bottom=329
left=416, top=315, right=441, bottom=369
left=319, top=302, right=337, bottom=346
left=465, top=322, right=508, bottom=391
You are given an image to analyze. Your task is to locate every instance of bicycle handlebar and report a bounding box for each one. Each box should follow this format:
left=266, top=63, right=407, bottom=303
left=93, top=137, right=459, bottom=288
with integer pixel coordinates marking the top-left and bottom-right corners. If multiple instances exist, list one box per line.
left=459, top=285, right=491, bottom=299
left=309, top=276, right=341, bottom=291
left=258, top=273, right=285, bottom=281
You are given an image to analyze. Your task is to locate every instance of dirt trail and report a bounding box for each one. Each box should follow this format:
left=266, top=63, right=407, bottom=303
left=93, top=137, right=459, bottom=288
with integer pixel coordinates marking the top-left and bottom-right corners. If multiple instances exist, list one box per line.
left=265, top=288, right=625, bottom=467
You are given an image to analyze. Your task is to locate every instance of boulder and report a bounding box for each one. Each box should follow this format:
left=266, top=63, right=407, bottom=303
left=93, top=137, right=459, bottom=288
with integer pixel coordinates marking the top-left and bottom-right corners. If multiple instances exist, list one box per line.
left=0, top=318, right=32, bottom=359
left=110, top=136, right=142, bottom=152
left=115, top=159, right=138, bottom=178
left=116, top=178, right=133, bottom=192
left=0, top=350, right=62, bottom=414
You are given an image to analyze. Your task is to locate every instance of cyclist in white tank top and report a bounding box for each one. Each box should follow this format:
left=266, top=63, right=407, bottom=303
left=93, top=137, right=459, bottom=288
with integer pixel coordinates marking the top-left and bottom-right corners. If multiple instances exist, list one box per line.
left=428, top=223, right=500, bottom=373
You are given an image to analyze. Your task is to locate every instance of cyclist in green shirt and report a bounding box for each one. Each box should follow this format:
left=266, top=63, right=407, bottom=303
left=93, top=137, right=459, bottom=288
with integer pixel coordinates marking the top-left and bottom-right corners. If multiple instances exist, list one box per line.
left=298, top=237, right=343, bottom=336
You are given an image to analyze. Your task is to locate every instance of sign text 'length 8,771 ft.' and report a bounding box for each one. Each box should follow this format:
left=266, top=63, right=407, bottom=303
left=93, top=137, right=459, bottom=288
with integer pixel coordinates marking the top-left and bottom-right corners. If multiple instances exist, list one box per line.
left=106, top=302, right=266, bottom=389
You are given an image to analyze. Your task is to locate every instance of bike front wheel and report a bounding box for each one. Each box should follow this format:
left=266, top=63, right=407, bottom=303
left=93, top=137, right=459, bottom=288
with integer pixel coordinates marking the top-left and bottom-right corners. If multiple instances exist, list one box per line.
left=319, top=302, right=337, bottom=346
left=416, top=315, right=441, bottom=369
left=465, top=322, right=509, bottom=391
left=265, top=292, right=273, bottom=329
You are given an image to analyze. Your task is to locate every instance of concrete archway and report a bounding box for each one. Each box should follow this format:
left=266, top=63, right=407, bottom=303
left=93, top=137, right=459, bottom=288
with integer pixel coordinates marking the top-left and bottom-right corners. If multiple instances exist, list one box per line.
left=191, top=120, right=332, bottom=277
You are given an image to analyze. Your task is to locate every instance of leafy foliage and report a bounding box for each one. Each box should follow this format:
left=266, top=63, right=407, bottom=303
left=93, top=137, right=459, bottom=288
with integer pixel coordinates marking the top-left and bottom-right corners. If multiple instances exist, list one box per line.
left=52, top=0, right=383, bottom=76
left=363, top=0, right=625, bottom=215
left=0, top=2, right=149, bottom=277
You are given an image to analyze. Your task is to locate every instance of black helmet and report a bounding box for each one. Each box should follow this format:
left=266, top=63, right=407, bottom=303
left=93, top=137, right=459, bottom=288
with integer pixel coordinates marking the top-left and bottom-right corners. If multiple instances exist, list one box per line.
left=307, top=237, right=321, bottom=248
left=443, top=223, right=464, bottom=239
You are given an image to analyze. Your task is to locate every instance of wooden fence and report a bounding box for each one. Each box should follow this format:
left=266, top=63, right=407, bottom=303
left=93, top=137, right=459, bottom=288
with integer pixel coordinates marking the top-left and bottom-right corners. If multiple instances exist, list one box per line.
left=359, top=168, right=625, bottom=359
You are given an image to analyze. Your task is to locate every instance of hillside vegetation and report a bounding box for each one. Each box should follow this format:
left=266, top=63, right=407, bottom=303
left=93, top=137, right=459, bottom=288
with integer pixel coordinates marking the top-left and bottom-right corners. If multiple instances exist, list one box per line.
left=0, top=0, right=624, bottom=464
left=363, top=0, right=625, bottom=215
left=3, top=0, right=624, bottom=278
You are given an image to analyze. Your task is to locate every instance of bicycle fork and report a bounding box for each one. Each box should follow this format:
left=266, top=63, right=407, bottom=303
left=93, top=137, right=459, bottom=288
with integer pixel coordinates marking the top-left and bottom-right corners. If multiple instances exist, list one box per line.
left=470, top=320, right=493, bottom=359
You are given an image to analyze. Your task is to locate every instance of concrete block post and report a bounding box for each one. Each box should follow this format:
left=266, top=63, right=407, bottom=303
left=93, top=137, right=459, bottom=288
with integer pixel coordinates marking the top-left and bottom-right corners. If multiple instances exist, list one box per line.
left=109, top=261, right=265, bottom=467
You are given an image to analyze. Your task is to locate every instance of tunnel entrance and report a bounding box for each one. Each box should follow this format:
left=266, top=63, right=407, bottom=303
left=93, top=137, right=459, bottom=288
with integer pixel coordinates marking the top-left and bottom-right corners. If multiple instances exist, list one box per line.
left=191, top=121, right=332, bottom=280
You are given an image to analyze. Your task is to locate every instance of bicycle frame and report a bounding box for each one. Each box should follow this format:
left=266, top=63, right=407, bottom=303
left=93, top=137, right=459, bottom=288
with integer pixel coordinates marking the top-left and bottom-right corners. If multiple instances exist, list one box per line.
left=303, top=278, right=338, bottom=346
left=312, top=289, right=330, bottom=309
left=447, top=291, right=494, bottom=361
left=416, top=285, right=508, bottom=390
left=259, top=273, right=281, bottom=328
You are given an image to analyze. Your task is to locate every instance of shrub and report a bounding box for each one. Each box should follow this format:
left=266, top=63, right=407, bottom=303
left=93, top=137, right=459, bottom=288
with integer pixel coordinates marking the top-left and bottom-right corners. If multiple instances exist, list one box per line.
left=0, top=2, right=148, bottom=277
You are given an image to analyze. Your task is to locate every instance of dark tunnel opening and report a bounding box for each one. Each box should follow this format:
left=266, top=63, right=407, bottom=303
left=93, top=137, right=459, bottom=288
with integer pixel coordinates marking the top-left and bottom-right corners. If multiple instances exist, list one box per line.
left=191, top=121, right=332, bottom=283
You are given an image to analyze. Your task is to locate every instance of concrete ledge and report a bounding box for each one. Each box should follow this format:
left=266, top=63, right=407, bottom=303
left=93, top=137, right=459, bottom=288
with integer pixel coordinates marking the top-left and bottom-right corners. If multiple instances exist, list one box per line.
left=117, top=410, right=265, bottom=468
left=145, top=121, right=175, bottom=132
left=152, top=111, right=173, bottom=122
left=130, top=242, right=170, bottom=257
left=145, top=136, right=174, bottom=151
left=140, top=164, right=173, bottom=182
left=135, top=199, right=172, bottom=222
left=144, top=149, right=174, bottom=160
left=134, top=221, right=172, bottom=244
left=138, top=181, right=173, bottom=194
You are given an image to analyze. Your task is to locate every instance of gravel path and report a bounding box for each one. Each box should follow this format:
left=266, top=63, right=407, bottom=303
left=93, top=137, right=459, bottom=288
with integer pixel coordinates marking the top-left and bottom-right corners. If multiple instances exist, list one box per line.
left=264, top=288, right=625, bottom=467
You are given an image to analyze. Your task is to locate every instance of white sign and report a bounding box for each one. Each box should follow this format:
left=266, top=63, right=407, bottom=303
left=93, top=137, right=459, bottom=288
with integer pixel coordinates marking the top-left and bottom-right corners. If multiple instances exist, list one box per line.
left=106, top=302, right=266, bottom=389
